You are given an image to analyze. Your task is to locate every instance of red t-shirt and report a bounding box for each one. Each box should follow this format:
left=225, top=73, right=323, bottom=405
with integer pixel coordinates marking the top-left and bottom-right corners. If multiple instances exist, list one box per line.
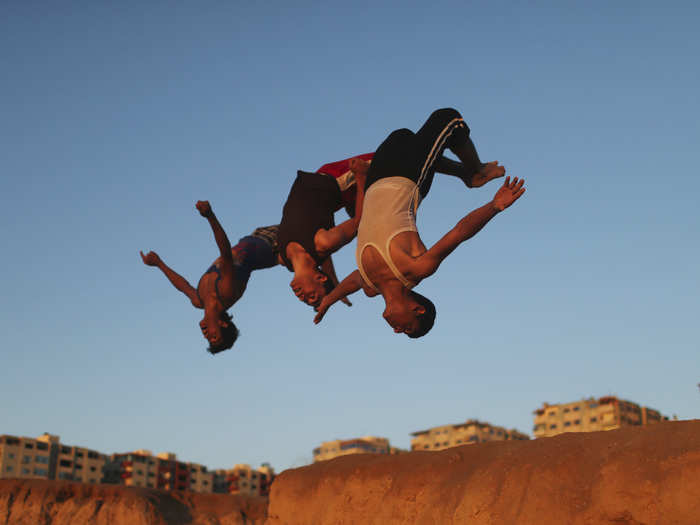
left=316, top=153, right=374, bottom=215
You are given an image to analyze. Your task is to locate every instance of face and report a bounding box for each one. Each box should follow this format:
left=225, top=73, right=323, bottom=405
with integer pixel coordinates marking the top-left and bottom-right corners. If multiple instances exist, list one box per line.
left=199, top=316, right=228, bottom=346
left=290, top=271, right=327, bottom=308
left=382, top=298, right=425, bottom=336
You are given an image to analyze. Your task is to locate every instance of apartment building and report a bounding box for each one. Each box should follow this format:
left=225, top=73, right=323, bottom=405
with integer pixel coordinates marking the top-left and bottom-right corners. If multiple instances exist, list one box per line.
left=221, top=463, right=275, bottom=497
left=313, top=436, right=392, bottom=462
left=103, top=450, right=214, bottom=493
left=410, top=419, right=529, bottom=451
left=0, top=433, right=107, bottom=484
left=532, top=396, right=667, bottom=438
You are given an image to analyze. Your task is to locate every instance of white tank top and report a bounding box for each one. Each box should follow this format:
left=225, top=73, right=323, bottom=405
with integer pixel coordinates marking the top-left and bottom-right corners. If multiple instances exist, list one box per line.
left=356, top=177, right=421, bottom=292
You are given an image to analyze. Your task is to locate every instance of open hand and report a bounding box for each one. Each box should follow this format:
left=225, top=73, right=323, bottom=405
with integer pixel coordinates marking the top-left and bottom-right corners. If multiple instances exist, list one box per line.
left=140, top=250, right=162, bottom=267
left=492, top=176, right=525, bottom=211
left=470, top=161, right=505, bottom=188
left=196, top=200, right=212, bottom=218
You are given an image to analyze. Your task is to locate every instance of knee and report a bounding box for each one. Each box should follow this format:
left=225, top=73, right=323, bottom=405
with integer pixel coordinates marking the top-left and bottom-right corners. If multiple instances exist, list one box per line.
left=429, top=108, right=470, bottom=134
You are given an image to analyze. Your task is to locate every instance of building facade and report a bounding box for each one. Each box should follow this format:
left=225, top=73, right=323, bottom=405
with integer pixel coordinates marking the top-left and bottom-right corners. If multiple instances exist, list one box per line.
left=410, top=420, right=529, bottom=451
left=220, top=463, right=275, bottom=497
left=313, top=436, right=392, bottom=462
left=0, top=433, right=107, bottom=484
left=103, top=450, right=214, bottom=493
left=532, top=396, right=667, bottom=438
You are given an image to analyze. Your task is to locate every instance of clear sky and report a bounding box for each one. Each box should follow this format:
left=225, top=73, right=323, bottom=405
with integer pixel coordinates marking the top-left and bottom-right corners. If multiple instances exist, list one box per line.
left=1, top=1, right=698, bottom=473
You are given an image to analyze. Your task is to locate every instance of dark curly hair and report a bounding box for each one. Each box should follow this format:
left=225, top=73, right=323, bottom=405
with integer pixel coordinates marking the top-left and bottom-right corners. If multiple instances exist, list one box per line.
left=406, top=291, right=436, bottom=339
left=207, top=312, right=239, bottom=354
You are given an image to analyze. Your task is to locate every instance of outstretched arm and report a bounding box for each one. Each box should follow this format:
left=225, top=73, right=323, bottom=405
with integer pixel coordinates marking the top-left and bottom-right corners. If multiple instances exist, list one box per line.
left=410, top=177, right=525, bottom=280
left=140, top=251, right=202, bottom=308
left=196, top=201, right=233, bottom=263
left=319, top=256, right=352, bottom=306
left=313, top=270, right=364, bottom=324
left=315, top=159, right=369, bottom=255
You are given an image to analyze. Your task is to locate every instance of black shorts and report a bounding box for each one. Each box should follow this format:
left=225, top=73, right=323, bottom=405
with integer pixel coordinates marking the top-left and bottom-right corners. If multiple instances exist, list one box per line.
left=366, top=108, right=470, bottom=200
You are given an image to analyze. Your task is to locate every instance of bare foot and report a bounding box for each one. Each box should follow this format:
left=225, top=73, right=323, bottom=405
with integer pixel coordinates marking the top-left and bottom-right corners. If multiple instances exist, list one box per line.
left=469, top=161, right=505, bottom=188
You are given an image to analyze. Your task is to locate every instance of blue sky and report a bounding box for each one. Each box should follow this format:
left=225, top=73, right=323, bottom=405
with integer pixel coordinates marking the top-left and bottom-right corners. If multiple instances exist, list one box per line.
left=1, top=1, right=698, bottom=473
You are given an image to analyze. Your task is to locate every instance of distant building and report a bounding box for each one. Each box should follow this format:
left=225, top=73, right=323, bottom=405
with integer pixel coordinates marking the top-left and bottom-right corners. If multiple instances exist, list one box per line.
left=0, top=433, right=107, bottom=484
left=225, top=463, right=275, bottom=497
left=532, top=396, right=667, bottom=438
left=210, top=464, right=275, bottom=497
left=103, top=450, right=213, bottom=493
left=410, top=420, right=529, bottom=451
left=313, top=436, right=393, bottom=462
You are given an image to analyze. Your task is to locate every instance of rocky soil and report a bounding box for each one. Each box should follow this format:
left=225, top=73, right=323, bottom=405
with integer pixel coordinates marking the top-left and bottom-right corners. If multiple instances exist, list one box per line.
left=0, top=479, right=267, bottom=525
left=2, top=420, right=699, bottom=524
left=268, top=420, right=700, bottom=525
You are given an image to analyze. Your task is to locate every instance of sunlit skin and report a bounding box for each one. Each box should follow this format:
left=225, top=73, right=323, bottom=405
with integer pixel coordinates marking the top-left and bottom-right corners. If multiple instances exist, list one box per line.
left=284, top=157, right=370, bottom=308
left=140, top=200, right=255, bottom=346
left=314, top=176, right=526, bottom=334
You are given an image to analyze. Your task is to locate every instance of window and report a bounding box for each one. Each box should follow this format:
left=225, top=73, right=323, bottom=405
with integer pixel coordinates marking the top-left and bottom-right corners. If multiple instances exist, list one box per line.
left=24, top=443, right=34, bottom=449
left=574, top=419, right=581, bottom=425
left=443, top=442, right=449, bottom=446
left=35, top=456, right=49, bottom=464
left=21, top=468, right=30, bottom=475
left=5, top=466, right=13, bottom=472
left=564, top=422, right=571, bottom=427
left=8, top=453, right=15, bottom=459
left=590, top=417, right=598, bottom=423
left=563, top=408, right=570, bottom=413
left=33, top=468, right=48, bottom=476
left=549, top=424, right=557, bottom=429
left=573, top=406, right=580, bottom=411
left=22, top=456, right=30, bottom=464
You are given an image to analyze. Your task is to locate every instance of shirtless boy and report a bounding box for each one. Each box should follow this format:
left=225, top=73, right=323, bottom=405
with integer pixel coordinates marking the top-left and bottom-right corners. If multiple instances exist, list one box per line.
left=140, top=201, right=278, bottom=353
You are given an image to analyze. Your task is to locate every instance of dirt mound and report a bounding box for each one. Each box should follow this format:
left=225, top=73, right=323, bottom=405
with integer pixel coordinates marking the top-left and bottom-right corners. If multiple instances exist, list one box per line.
left=267, top=420, right=700, bottom=525
left=0, top=479, right=267, bottom=525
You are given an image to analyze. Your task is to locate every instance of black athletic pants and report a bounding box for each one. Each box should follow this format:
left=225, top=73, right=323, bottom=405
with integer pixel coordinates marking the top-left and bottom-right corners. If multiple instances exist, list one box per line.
left=365, top=107, right=479, bottom=200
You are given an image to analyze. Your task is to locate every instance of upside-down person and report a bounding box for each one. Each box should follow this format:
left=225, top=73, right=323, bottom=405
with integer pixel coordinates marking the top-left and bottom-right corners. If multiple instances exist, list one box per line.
left=313, top=107, right=525, bottom=337
left=140, top=201, right=279, bottom=354
left=277, top=154, right=374, bottom=308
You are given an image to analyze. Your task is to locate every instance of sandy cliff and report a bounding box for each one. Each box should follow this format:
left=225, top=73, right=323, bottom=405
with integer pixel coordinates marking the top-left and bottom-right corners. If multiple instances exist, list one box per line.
left=267, top=420, right=700, bottom=525
left=0, top=479, right=267, bottom=525
left=2, top=421, right=699, bottom=524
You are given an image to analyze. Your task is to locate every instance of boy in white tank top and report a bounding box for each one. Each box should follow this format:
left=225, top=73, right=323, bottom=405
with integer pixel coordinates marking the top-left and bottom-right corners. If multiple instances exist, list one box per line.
left=314, top=108, right=525, bottom=337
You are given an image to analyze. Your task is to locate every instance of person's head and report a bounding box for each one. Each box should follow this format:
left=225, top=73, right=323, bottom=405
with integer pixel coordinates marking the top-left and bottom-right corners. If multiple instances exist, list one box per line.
left=290, top=269, right=328, bottom=308
left=382, top=290, right=436, bottom=338
left=200, top=311, right=239, bottom=354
